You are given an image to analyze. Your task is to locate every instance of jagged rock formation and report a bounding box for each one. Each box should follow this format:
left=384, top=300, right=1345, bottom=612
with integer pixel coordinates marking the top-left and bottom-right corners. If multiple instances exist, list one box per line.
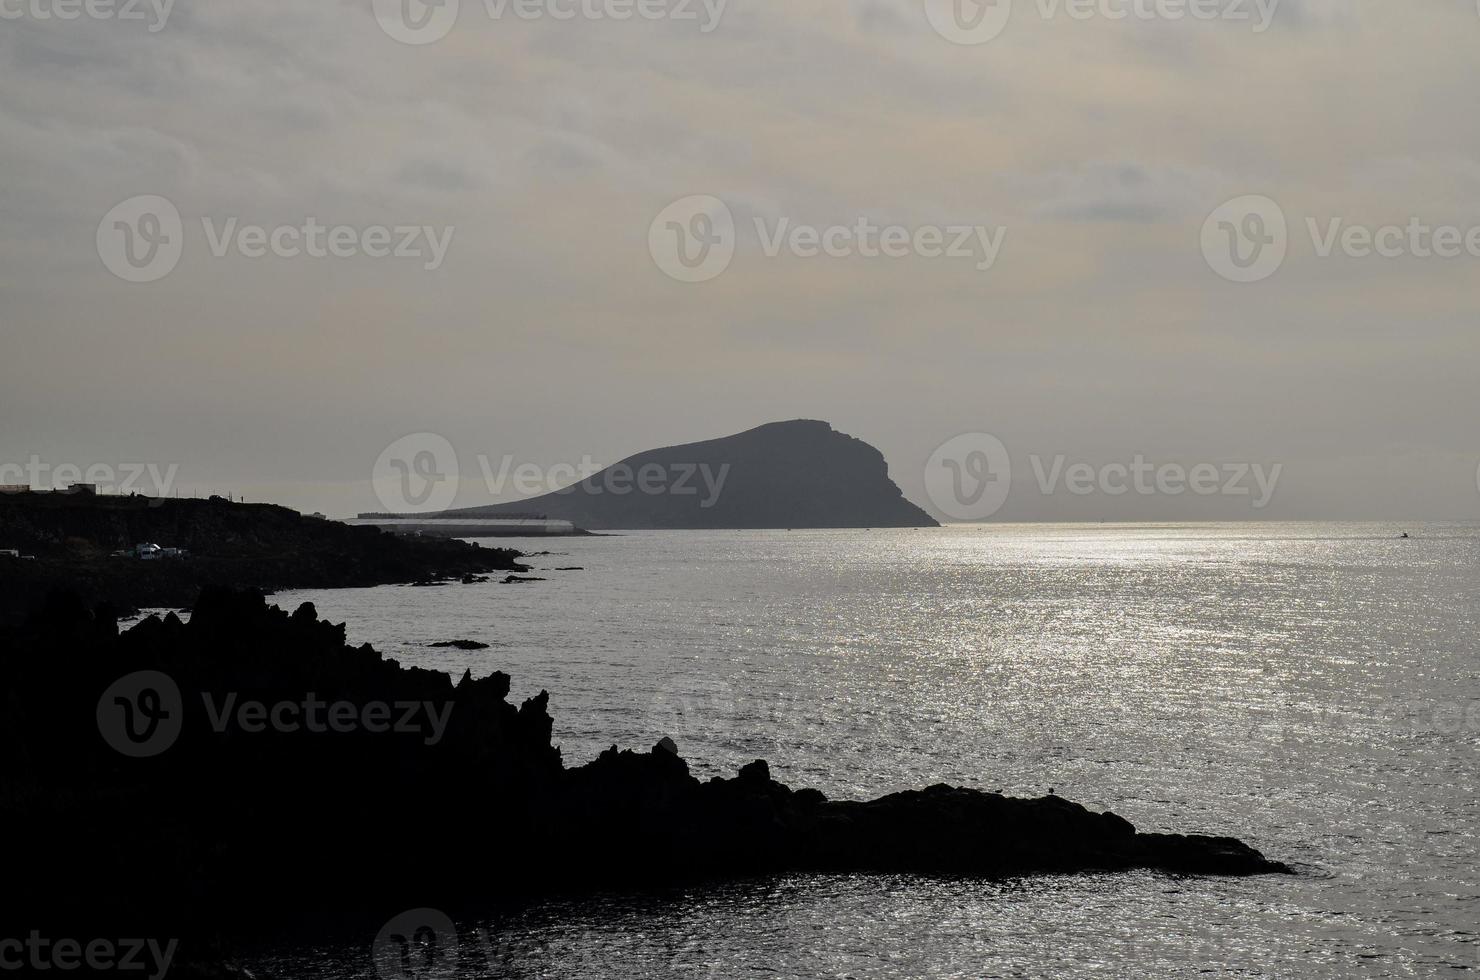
left=1, top=590, right=1287, bottom=970
left=437, top=420, right=939, bottom=529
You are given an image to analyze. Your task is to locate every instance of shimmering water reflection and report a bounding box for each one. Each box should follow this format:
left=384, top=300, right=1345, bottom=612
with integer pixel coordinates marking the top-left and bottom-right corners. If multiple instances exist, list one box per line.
left=259, top=524, right=1480, bottom=978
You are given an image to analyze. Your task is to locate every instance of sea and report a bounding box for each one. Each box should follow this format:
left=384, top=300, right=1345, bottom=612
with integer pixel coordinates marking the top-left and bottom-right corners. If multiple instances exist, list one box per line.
left=245, top=523, right=1479, bottom=978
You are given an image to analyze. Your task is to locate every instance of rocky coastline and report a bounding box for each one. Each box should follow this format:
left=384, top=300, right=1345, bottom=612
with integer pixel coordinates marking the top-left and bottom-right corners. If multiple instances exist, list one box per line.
left=0, top=492, right=525, bottom=624
left=2, top=588, right=1289, bottom=975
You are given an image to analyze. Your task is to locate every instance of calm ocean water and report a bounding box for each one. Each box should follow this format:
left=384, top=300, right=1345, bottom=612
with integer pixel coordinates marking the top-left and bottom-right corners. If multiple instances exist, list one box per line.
left=253, top=523, right=1480, bottom=978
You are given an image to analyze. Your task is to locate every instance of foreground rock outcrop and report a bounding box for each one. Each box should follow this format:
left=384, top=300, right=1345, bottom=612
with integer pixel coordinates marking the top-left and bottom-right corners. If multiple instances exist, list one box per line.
left=559, top=750, right=1285, bottom=881
left=0, top=589, right=1287, bottom=965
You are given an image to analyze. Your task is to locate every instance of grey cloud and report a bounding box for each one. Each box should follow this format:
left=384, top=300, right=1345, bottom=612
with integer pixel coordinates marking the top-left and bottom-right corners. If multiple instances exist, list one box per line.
left=1025, top=162, right=1224, bottom=223
left=397, top=158, right=486, bottom=192
left=0, top=0, right=1478, bottom=520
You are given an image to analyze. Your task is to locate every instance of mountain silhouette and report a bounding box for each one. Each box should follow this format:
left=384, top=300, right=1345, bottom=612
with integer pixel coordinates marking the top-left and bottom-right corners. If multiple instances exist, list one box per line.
left=443, top=420, right=938, bottom=530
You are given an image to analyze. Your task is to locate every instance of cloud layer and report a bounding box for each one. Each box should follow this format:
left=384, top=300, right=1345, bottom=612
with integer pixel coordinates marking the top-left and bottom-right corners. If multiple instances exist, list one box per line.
left=2, top=0, right=1478, bottom=519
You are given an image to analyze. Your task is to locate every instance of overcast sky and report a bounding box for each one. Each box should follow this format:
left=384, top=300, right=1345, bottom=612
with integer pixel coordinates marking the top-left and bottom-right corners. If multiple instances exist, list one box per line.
left=2, top=0, right=1478, bottom=521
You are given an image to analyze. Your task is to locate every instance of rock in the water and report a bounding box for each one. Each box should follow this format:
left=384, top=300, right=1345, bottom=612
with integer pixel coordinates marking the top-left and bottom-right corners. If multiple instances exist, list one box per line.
left=1, top=587, right=1289, bottom=968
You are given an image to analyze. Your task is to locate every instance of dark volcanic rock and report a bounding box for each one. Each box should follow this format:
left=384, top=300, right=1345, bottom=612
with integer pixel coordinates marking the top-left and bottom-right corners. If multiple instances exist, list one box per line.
left=557, top=748, right=1290, bottom=882
left=431, top=639, right=492, bottom=650
left=0, top=492, right=525, bottom=623
left=1, top=589, right=1288, bottom=964
left=436, top=420, right=940, bottom=530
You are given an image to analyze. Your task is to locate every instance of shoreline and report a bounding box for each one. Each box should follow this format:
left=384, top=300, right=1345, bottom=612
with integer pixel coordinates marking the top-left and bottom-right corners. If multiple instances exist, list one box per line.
left=0, top=493, right=527, bottom=623
left=4, top=588, right=1290, bottom=975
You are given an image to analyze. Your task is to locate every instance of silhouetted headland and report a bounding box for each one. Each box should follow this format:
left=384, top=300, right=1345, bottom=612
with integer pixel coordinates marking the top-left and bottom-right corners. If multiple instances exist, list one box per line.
left=436, top=420, right=940, bottom=529
left=0, top=491, right=525, bottom=623
left=3, top=589, right=1288, bottom=973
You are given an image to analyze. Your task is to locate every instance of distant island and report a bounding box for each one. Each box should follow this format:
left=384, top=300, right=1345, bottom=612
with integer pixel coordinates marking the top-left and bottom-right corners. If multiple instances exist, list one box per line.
left=419, top=420, right=939, bottom=530
left=0, top=490, right=524, bottom=623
